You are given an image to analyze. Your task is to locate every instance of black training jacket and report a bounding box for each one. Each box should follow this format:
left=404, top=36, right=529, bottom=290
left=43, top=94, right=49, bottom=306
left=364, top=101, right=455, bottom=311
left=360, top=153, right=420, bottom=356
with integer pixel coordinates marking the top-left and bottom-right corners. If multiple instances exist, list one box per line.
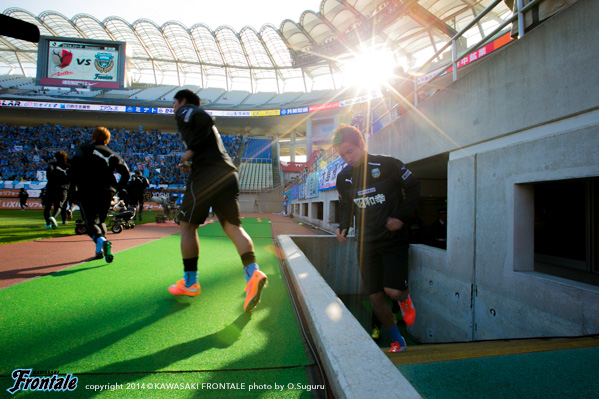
left=46, top=161, right=71, bottom=191
left=175, top=104, right=236, bottom=177
left=70, top=142, right=130, bottom=195
left=336, top=153, right=421, bottom=242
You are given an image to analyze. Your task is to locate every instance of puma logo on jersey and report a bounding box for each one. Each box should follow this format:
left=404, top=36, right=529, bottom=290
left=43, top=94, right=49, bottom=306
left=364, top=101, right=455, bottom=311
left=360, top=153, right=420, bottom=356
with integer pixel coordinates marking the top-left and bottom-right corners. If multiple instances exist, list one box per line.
left=56, top=166, right=68, bottom=175
left=345, top=178, right=353, bottom=184
left=93, top=149, right=114, bottom=166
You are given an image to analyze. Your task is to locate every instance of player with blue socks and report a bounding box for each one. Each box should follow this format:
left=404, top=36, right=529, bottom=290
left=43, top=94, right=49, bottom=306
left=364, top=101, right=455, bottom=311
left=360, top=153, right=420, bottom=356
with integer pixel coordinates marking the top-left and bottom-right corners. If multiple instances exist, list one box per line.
left=168, top=90, right=267, bottom=312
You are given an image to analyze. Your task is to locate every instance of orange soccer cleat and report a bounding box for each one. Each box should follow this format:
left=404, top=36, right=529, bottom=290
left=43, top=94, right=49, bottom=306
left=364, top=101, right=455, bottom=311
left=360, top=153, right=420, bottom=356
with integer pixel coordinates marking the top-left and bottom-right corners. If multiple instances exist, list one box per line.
left=168, top=279, right=201, bottom=297
left=399, top=295, right=416, bottom=326
left=244, top=270, right=268, bottom=312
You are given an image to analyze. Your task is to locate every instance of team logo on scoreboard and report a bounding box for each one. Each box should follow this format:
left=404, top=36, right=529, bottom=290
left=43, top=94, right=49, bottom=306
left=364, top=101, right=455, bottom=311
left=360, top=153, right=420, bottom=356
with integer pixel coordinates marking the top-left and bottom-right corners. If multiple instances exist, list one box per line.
left=94, top=53, right=114, bottom=73
left=51, top=50, right=73, bottom=69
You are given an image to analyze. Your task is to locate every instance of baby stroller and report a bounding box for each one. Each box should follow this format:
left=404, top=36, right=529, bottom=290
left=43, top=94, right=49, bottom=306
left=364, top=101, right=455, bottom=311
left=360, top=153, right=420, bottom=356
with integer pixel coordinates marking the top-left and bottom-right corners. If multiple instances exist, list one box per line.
left=107, top=207, right=137, bottom=234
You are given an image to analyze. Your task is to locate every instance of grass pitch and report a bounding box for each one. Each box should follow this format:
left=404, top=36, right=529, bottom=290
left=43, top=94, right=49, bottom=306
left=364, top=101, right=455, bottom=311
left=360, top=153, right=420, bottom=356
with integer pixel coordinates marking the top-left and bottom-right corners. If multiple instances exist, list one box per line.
left=0, top=209, right=160, bottom=245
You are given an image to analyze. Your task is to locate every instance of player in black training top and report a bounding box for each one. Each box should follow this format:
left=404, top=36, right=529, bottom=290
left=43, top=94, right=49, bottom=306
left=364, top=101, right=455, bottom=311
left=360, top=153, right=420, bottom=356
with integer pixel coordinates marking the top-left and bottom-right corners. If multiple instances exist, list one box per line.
left=169, top=89, right=267, bottom=313
left=127, top=170, right=150, bottom=220
left=334, top=124, right=420, bottom=353
left=70, top=127, right=130, bottom=263
left=43, top=150, right=70, bottom=229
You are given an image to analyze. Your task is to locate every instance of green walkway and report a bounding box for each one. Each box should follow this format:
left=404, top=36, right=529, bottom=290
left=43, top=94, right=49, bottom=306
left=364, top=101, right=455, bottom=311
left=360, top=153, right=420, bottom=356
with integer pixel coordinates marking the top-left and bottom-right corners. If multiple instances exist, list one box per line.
left=0, top=219, right=314, bottom=398
left=340, top=294, right=599, bottom=399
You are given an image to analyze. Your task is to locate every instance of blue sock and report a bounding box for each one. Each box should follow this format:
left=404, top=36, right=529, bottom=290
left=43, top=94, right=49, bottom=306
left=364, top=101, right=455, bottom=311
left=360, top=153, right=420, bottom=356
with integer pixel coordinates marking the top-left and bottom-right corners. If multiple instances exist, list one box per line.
left=95, top=236, right=106, bottom=253
left=244, top=263, right=259, bottom=282
left=184, top=271, right=197, bottom=287
left=386, top=325, right=405, bottom=345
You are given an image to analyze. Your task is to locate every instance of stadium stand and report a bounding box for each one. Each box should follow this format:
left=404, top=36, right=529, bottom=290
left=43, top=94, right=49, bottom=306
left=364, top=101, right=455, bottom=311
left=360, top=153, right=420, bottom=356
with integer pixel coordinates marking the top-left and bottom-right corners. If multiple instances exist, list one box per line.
left=157, top=85, right=202, bottom=101
left=238, top=137, right=274, bottom=191
left=240, top=92, right=277, bottom=106
left=0, top=123, right=243, bottom=186
left=102, top=88, right=142, bottom=98
left=0, top=76, right=34, bottom=88
left=212, top=90, right=251, bottom=106
left=132, top=85, right=177, bottom=100
left=197, top=87, right=225, bottom=105
left=265, top=92, right=303, bottom=106
left=238, top=162, right=273, bottom=191
left=293, top=89, right=336, bottom=105
left=242, top=137, right=272, bottom=162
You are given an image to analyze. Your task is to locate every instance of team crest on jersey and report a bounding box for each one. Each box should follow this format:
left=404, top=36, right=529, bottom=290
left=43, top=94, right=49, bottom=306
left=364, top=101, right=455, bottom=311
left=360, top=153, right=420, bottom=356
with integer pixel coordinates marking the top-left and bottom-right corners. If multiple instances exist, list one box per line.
left=371, top=168, right=381, bottom=178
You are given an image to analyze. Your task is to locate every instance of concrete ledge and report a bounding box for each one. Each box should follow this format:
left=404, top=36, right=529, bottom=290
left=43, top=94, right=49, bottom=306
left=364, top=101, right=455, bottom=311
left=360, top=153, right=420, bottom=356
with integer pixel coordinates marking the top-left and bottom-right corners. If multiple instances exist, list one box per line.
left=277, top=235, right=421, bottom=399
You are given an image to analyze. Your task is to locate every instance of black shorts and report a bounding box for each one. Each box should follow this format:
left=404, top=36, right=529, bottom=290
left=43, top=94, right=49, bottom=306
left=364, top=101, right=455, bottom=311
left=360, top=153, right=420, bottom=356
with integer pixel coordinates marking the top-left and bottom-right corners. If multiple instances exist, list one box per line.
left=356, top=239, right=409, bottom=295
left=179, top=170, right=241, bottom=226
left=45, top=188, right=68, bottom=208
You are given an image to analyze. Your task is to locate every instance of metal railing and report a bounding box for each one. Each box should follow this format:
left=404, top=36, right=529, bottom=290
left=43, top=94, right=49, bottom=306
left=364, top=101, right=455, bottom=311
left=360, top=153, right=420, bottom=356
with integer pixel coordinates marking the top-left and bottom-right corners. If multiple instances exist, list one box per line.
left=368, top=0, right=547, bottom=132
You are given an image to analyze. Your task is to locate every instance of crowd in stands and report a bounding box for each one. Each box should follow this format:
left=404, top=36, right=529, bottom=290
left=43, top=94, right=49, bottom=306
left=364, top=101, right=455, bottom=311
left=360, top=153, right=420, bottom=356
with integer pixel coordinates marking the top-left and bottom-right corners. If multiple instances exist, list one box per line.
left=0, top=123, right=243, bottom=185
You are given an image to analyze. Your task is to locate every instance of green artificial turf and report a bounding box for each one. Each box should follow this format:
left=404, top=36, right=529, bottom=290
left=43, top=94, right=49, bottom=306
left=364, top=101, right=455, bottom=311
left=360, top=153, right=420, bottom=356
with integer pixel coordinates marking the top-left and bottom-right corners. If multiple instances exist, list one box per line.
left=0, top=210, right=160, bottom=245
left=0, top=218, right=312, bottom=398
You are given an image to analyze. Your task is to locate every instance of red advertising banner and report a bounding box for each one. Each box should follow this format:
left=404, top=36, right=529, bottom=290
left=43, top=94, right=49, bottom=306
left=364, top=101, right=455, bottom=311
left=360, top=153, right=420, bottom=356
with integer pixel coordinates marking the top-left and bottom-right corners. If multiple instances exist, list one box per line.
left=0, top=189, right=21, bottom=198
left=0, top=199, right=163, bottom=211
left=309, top=102, right=341, bottom=112
left=0, top=198, right=43, bottom=209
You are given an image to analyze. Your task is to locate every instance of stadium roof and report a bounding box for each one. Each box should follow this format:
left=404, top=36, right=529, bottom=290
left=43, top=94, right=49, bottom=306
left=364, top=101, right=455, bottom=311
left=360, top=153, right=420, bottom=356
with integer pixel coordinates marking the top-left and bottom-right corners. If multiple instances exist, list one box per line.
left=0, top=0, right=511, bottom=93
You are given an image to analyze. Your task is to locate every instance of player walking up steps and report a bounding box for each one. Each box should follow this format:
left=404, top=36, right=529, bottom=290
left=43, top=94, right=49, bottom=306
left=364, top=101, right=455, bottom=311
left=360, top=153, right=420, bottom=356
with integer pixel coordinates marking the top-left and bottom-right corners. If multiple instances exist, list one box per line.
left=170, top=89, right=267, bottom=313
left=333, top=124, right=420, bottom=352
left=70, top=127, right=130, bottom=263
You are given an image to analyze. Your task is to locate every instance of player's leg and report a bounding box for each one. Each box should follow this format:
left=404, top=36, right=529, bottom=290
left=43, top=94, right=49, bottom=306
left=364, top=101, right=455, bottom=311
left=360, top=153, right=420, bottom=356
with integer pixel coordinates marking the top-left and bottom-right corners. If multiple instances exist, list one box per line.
left=214, top=172, right=267, bottom=312
left=358, top=240, right=407, bottom=352
left=47, top=194, right=61, bottom=229
left=43, top=202, right=52, bottom=228
left=138, top=196, right=144, bottom=220
left=382, top=241, right=415, bottom=326
left=169, top=180, right=205, bottom=297
left=96, top=192, right=113, bottom=262
left=79, top=195, right=102, bottom=258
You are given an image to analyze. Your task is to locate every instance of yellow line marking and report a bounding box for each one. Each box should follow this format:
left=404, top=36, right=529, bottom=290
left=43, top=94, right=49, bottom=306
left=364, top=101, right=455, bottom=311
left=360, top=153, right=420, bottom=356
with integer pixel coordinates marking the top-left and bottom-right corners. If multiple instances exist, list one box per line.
left=387, top=336, right=599, bottom=366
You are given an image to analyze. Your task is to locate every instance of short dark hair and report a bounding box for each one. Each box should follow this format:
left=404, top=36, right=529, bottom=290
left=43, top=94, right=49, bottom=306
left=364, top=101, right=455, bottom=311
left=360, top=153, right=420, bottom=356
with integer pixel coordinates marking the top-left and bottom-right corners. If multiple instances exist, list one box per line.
left=332, top=124, right=365, bottom=149
left=174, top=89, right=200, bottom=106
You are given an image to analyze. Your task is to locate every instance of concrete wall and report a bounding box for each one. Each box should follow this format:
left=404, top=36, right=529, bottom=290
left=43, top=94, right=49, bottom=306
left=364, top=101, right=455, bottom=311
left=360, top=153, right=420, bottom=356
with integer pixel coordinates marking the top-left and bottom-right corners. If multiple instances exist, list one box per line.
left=291, top=0, right=599, bottom=342
left=278, top=235, right=421, bottom=399
left=292, top=236, right=362, bottom=295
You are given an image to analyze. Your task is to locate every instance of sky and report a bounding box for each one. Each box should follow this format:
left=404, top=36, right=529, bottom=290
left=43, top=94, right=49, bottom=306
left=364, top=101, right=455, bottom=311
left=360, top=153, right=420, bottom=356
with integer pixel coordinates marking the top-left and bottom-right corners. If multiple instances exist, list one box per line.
left=2, top=0, right=324, bottom=31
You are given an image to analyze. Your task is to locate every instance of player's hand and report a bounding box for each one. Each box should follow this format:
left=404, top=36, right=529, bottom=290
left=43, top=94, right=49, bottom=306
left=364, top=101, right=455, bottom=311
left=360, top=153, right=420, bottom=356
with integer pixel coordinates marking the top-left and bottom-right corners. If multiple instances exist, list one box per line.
left=385, top=217, right=404, bottom=231
left=335, top=228, right=347, bottom=242
left=178, top=162, right=191, bottom=173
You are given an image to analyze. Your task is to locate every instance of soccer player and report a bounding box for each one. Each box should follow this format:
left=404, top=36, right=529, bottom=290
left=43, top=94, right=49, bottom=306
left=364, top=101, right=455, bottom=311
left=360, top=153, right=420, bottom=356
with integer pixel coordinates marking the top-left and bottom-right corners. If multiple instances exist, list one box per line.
left=333, top=124, right=421, bottom=352
left=18, top=188, right=29, bottom=210
left=43, top=151, right=70, bottom=229
left=70, top=127, right=130, bottom=262
left=170, top=89, right=267, bottom=313
left=127, top=170, right=150, bottom=220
